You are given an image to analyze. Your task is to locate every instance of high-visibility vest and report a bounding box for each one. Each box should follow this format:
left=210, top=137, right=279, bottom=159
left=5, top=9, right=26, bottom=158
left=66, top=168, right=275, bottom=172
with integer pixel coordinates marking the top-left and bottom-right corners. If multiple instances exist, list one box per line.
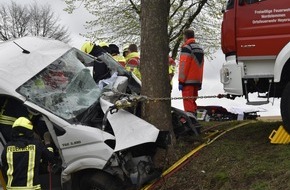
left=113, top=55, right=126, bottom=67
left=178, top=38, right=204, bottom=85
left=125, top=52, right=141, bottom=80
left=168, top=57, right=176, bottom=86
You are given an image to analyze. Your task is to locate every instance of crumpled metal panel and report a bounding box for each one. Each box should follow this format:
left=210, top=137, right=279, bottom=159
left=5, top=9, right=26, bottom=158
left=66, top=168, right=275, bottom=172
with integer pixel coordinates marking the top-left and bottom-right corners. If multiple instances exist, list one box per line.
left=100, top=98, right=159, bottom=152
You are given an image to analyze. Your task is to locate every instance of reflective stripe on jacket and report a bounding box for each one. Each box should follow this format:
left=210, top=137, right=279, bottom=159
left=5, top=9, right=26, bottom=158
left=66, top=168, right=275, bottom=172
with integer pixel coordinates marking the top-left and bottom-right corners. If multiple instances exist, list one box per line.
left=1, top=138, right=57, bottom=190
left=7, top=185, right=41, bottom=190
left=178, top=38, right=204, bottom=85
left=0, top=98, right=34, bottom=141
left=0, top=99, right=16, bottom=126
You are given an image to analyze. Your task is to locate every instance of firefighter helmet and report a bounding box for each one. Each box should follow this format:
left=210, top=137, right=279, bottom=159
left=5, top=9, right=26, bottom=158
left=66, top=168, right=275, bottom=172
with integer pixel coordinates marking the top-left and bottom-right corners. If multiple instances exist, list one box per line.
left=12, top=117, right=34, bottom=138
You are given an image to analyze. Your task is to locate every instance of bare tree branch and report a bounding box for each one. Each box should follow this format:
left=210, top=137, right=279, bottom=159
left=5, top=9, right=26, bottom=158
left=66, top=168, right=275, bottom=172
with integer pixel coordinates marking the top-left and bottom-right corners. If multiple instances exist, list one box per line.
left=171, top=0, right=208, bottom=58
left=129, top=0, right=141, bottom=15
left=0, top=1, right=70, bottom=42
left=169, top=0, right=184, bottom=20
left=170, top=0, right=177, bottom=7
left=169, top=2, right=198, bottom=41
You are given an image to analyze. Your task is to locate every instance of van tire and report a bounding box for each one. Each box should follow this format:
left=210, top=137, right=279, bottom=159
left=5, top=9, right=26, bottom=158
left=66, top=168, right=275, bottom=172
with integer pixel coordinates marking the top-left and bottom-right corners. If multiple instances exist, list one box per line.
left=281, top=82, right=290, bottom=133
left=79, top=171, right=123, bottom=190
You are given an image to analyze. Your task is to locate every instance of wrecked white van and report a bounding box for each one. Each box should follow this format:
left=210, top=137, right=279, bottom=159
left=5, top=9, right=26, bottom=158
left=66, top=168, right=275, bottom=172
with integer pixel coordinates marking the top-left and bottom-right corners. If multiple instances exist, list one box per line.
left=0, top=36, right=170, bottom=190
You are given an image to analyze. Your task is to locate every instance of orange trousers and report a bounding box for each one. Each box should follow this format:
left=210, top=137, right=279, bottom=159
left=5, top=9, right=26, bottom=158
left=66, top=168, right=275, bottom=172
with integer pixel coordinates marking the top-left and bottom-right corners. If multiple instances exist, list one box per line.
left=182, top=85, right=198, bottom=113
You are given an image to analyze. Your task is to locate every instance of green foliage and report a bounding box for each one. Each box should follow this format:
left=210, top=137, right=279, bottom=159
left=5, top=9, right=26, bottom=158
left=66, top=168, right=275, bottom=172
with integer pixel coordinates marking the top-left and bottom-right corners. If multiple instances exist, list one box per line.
left=64, top=0, right=226, bottom=58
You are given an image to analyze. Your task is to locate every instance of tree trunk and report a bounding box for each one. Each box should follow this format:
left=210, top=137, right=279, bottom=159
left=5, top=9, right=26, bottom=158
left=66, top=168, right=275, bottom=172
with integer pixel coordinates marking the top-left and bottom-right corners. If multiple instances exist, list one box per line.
left=140, top=0, right=176, bottom=168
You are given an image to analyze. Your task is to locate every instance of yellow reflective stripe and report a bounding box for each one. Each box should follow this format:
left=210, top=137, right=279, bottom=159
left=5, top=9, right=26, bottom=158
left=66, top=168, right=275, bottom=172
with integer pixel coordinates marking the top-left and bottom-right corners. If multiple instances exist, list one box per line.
left=0, top=115, right=17, bottom=121
left=6, top=145, right=37, bottom=189
left=0, top=113, right=17, bottom=125
left=6, top=149, right=14, bottom=187
left=7, top=145, right=35, bottom=153
left=0, top=120, right=14, bottom=125
left=7, top=185, right=41, bottom=190
left=27, top=145, right=36, bottom=187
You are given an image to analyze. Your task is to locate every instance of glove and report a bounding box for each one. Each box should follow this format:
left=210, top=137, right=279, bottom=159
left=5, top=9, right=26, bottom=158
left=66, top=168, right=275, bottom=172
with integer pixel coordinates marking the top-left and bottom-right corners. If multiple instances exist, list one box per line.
left=178, top=84, right=183, bottom=91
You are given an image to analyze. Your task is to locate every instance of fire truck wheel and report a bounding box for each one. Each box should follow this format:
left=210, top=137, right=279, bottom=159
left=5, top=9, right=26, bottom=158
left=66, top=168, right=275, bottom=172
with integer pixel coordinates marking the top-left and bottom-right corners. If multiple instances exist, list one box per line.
left=281, top=82, right=290, bottom=133
left=79, top=171, right=122, bottom=190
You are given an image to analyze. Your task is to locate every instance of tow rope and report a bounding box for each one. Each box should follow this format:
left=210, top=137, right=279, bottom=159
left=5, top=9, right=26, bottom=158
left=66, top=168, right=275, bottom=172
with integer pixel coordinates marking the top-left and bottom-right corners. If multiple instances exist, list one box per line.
left=141, top=121, right=254, bottom=190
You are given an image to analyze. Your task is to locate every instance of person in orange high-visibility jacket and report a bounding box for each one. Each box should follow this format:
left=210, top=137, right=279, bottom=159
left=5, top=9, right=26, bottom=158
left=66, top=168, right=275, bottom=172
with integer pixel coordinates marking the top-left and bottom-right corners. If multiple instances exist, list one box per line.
left=178, top=29, right=204, bottom=114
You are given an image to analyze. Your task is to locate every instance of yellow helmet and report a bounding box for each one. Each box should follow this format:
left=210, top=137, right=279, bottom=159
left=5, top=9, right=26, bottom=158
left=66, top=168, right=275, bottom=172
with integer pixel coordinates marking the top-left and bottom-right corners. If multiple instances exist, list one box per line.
left=13, top=117, right=33, bottom=131
left=99, top=41, right=109, bottom=47
left=81, top=41, right=94, bottom=54
left=12, top=117, right=34, bottom=138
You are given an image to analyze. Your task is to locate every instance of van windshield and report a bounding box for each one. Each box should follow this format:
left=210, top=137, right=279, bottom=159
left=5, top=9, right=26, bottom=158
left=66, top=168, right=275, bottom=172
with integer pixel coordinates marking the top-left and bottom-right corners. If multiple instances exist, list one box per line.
left=17, top=48, right=102, bottom=120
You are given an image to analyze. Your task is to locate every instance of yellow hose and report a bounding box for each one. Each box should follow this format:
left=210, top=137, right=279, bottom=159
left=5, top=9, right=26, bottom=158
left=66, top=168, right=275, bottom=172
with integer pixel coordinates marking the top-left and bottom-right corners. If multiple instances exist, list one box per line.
left=142, top=121, right=254, bottom=190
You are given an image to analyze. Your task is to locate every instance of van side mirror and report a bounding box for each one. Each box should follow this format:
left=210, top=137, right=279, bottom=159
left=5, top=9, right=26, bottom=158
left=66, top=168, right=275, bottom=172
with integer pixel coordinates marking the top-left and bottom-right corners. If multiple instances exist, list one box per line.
left=239, top=0, right=245, bottom=5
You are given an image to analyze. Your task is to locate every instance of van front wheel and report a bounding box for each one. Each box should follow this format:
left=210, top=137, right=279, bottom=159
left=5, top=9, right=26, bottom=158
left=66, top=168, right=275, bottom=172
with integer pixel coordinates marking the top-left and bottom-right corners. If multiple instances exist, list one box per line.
left=80, top=171, right=123, bottom=190
left=281, top=82, right=290, bottom=133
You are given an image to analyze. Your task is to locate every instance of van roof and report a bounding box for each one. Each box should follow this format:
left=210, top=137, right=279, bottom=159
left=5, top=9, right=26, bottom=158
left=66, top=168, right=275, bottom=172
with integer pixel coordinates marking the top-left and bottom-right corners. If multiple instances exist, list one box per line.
left=0, top=36, right=71, bottom=98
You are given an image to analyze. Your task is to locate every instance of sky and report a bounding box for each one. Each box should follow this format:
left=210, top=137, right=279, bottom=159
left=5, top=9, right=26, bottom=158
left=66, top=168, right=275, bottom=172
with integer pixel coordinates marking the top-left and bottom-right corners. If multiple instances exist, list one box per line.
left=0, top=0, right=93, bottom=48
left=0, top=0, right=281, bottom=116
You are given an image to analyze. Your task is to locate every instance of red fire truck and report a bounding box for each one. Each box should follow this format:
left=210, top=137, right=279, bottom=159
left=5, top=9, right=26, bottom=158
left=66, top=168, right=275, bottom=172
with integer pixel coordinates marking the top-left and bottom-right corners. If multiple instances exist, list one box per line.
left=220, top=0, right=290, bottom=133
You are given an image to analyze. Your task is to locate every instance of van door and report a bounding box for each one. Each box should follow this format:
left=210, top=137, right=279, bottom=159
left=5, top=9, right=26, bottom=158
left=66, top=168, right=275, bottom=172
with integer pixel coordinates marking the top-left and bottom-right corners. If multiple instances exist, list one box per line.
left=236, top=0, right=290, bottom=57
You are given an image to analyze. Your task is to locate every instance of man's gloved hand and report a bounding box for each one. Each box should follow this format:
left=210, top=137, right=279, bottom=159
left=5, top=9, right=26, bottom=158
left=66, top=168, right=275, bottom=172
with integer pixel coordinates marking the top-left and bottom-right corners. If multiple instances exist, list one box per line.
left=178, top=84, right=183, bottom=91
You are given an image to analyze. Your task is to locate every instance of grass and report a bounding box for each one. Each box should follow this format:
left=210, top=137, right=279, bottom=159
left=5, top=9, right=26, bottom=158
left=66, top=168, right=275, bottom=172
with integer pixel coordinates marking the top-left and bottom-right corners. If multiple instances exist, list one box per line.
left=153, top=120, right=290, bottom=190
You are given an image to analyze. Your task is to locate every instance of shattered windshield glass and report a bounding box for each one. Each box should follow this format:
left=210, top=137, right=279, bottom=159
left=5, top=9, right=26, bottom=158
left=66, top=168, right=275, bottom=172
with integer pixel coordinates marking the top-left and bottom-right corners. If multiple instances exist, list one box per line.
left=17, top=48, right=102, bottom=120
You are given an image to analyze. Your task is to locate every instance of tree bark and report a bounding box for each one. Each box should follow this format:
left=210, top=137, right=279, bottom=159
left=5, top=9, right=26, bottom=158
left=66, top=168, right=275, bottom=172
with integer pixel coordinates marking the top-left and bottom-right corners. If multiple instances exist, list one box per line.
left=140, top=0, right=176, bottom=168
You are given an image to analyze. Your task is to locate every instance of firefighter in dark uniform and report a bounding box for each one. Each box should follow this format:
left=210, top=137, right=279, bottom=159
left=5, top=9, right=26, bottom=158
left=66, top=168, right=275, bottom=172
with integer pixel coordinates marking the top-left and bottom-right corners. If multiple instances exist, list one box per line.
left=1, top=117, right=57, bottom=190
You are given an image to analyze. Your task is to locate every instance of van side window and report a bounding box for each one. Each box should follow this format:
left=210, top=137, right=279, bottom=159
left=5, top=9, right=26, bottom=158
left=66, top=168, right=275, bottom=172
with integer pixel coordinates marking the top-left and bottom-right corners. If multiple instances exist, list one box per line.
left=226, top=0, right=234, bottom=10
